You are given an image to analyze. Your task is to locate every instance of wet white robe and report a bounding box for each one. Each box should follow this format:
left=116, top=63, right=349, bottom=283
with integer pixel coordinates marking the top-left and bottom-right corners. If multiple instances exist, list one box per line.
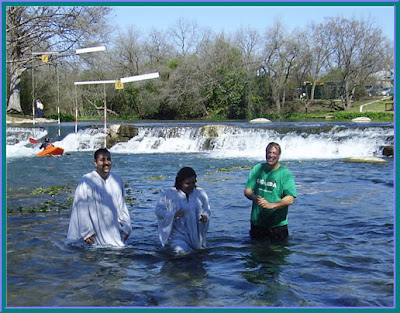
left=67, top=171, right=132, bottom=247
left=155, top=187, right=211, bottom=253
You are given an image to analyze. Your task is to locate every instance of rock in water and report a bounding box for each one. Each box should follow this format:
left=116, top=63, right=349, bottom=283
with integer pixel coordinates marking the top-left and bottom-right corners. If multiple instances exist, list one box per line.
left=249, top=118, right=271, bottom=123
left=343, top=157, right=387, bottom=163
left=352, top=117, right=371, bottom=123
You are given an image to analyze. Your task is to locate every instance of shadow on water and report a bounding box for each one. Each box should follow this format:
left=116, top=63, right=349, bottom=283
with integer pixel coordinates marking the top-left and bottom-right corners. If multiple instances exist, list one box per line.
left=151, top=249, right=210, bottom=307
left=243, top=239, right=291, bottom=282
left=240, top=239, right=301, bottom=307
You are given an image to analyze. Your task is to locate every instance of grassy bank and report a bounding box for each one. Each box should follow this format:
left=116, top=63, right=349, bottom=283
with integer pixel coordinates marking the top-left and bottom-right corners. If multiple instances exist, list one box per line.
left=269, top=111, right=394, bottom=122
left=265, top=97, right=394, bottom=122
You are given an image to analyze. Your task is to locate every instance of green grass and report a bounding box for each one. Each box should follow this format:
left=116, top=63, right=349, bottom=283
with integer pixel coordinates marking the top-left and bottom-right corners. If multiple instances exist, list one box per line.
left=285, top=98, right=394, bottom=122
left=357, top=99, right=394, bottom=113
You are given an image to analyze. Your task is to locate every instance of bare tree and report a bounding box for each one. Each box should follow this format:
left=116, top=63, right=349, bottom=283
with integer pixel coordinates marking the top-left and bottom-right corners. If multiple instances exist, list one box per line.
left=113, top=26, right=144, bottom=76
left=307, top=22, right=334, bottom=101
left=143, top=28, right=174, bottom=65
left=325, top=17, right=387, bottom=109
left=168, top=18, right=201, bottom=58
left=6, top=6, right=111, bottom=114
left=261, top=21, right=302, bottom=112
left=233, top=26, right=262, bottom=70
left=381, top=39, right=394, bottom=72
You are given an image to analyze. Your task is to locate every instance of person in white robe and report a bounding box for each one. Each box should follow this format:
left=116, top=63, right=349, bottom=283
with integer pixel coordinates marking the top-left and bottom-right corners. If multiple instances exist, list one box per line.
left=67, top=148, right=132, bottom=247
left=155, top=167, right=211, bottom=254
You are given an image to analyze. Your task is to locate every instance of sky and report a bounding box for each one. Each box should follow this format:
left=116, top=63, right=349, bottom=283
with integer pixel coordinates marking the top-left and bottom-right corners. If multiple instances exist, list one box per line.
left=107, top=4, right=395, bottom=40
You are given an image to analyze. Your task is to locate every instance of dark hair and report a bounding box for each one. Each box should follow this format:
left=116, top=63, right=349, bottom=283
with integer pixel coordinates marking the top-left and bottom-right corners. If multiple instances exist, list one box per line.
left=174, top=167, right=197, bottom=189
left=266, top=142, right=281, bottom=155
left=94, top=148, right=110, bottom=160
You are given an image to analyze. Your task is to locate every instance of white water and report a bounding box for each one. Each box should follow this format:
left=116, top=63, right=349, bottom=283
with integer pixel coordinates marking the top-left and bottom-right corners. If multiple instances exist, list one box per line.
left=5, top=124, right=393, bottom=160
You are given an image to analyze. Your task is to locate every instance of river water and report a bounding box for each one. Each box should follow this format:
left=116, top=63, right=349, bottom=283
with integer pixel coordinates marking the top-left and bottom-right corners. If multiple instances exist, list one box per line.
left=5, top=121, right=395, bottom=308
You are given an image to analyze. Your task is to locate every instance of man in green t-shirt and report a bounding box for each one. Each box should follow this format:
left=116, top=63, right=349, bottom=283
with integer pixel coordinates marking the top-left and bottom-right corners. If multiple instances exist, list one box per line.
left=244, top=142, right=297, bottom=241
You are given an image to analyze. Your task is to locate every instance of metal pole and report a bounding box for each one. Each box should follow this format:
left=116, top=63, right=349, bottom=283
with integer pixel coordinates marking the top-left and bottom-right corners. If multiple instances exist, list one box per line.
left=57, top=62, right=60, bottom=105
left=75, top=85, right=78, bottom=134
left=57, top=107, right=61, bottom=136
left=32, top=54, right=35, bottom=125
left=103, top=84, right=107, bottom=148
left=56, top=62, right=61, bottom=136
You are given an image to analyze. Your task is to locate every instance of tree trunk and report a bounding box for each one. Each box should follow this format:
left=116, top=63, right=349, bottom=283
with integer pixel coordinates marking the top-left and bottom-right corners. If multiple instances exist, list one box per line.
left=310, top=82, right=316, bottom=101
left=281, top=88, right=286, bottom=110
left=344, top=81, right=352, bottom=110
left=273, top=91, right=281, bottom=113
left=270, top=83, right=282, bottom=113
left=7, top=63, right=25, bottom=114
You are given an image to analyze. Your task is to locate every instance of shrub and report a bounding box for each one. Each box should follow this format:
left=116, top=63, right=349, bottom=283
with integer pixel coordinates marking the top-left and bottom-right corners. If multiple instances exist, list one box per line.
left=46, top=113, right=75, bottom=122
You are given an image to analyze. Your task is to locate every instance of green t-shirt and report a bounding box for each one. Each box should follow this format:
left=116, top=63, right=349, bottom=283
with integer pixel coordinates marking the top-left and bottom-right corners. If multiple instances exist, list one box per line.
left=245, top=163, right=297, bottom=228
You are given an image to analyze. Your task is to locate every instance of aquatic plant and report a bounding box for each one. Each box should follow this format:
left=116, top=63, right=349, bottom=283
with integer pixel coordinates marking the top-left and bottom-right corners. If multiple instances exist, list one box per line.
left=148, top=176, right=166, bottom=181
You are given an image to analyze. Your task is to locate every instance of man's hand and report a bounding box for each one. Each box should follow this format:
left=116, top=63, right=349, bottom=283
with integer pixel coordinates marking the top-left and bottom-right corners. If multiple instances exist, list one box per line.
left=257, top=197, right=275, bottom=209
left=258, top=195, right=295, bottom=210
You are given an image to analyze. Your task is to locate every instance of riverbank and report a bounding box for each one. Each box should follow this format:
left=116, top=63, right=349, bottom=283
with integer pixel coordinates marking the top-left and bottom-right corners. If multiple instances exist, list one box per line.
left=6, top=115, right=58, bottom=124
left=5, top=97, right=394, bottom=124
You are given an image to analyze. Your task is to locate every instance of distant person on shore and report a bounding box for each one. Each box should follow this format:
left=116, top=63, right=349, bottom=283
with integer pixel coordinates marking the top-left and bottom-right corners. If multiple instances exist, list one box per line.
left=36, top=99, right=44, bottom=118
left=155, top=167, right=211, bottom=254
left=67, top=148, right=132, bottom=247
left=39, top=137, right=54, bottom=150
left=244, top=142, right=297, bottom=241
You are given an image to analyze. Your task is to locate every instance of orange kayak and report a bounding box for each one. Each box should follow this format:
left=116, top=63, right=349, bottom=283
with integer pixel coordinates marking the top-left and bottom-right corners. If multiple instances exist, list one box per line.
left=36, top=146, right=64, bottom=157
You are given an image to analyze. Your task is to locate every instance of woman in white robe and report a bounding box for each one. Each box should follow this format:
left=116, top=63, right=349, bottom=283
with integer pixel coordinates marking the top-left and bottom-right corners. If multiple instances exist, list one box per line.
left=67, top=148, right=132, bottom=247
left=155, top=167, right=211, bottom=254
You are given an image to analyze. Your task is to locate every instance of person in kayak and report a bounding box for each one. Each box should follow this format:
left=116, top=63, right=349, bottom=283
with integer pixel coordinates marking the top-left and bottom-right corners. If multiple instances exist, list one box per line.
left=155, top=167, right=211, bottom=254
left=39, top=137, right=54, bottom=150
left=244, top=142, right=297, bottom=241
left=67, top=148, right=132, bottom=247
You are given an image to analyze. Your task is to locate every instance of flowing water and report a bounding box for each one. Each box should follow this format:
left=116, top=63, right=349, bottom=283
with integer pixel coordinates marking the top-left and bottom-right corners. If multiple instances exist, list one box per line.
left=5, top=121, right=394, bottom=308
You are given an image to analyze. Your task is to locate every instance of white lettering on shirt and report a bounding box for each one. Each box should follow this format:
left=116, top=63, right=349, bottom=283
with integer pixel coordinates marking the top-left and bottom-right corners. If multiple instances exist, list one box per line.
left=257, top=178, right=276, bottom=193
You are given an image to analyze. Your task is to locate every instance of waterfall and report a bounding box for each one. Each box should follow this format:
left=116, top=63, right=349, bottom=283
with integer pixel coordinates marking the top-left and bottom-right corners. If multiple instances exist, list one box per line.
left=6, top=123, right=393, bottom=160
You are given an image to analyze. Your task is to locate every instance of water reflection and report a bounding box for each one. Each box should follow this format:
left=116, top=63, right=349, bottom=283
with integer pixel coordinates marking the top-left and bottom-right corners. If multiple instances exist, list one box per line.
left=241, top=240, right=294, bottom=306
left=160, top=250, right=208, bottom=282
left=242, top=240, right=291, bottom=285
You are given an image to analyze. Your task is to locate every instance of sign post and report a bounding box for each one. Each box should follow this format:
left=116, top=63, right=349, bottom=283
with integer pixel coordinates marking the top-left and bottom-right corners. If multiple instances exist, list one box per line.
left=74, top=72, right=160, bottom=148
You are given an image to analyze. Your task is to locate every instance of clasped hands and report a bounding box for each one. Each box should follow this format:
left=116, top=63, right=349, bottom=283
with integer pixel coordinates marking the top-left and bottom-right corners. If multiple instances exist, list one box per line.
left=254, top=195, right=275, bottom=210
left=174, top=209, right=208, bottom=222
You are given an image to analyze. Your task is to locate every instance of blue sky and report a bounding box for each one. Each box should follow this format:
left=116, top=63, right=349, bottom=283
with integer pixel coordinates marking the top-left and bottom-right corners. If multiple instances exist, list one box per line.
left=108, top=4, right=395, bottom=40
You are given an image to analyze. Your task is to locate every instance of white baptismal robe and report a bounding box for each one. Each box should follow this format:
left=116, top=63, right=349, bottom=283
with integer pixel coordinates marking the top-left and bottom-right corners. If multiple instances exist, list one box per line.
left=67, top=171, right=132, bottom=247
left=155, top=187, right=211, bottom=252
